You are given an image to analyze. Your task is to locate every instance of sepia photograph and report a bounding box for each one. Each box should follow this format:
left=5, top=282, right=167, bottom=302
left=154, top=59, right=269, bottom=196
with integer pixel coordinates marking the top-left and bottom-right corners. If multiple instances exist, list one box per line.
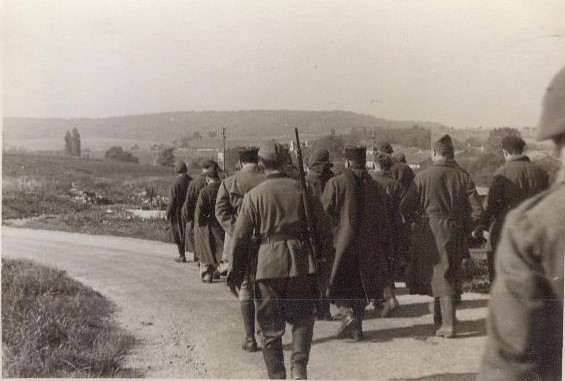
left=2, top=0, right=565, bottom=379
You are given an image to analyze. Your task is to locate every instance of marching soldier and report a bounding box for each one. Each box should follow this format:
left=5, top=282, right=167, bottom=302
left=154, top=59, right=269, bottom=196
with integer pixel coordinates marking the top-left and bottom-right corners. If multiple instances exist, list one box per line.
left=194, top=161, right=224, bottom=282
left=475, top=135, right=549, bottom=281
left=305, top=148, right=334, bottom=320
left=370, top=152, right=406, bottom=317
left=322, top=146, right=390, bottom=341
left=479, top=66, right=565, bottom=381
left=379, top=142, right=415, bottom=191
left=166, top=161, right=192, bottom=262
left=228, top=140, right=333, bottom=379
left=182, top=160, right=218, bottom=262
left=215, top=147, right=265, bottom=352
left=400, top=135, right=483, bottom=338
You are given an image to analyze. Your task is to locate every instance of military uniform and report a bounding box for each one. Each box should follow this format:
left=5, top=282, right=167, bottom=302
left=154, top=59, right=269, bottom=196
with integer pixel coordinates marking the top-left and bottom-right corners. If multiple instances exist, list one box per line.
left=479, top=155, right=549, bottom=280
left=391, top=158, right=415, bottom=191
left=182, top=175, right=207, bottom=258
left=478, top=65, right=565, bottom=381
left=322, top=147, right=390, bottom=340
left=229, top=140, right=333, bottom=379
left=166, top=163, right=192, bottom=261
left=194, top=181, right=224, bottom=282
left=215, top=149, right=264, bottom=352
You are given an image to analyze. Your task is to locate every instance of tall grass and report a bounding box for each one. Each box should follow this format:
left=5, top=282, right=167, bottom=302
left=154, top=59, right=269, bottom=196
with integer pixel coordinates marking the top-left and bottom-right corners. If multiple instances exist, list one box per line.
left=1, top=259, right=139, bottom=378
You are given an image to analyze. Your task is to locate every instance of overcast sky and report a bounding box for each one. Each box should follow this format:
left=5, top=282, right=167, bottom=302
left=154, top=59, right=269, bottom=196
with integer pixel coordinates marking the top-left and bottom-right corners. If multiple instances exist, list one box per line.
left=3, top=0, right=565, bottom=127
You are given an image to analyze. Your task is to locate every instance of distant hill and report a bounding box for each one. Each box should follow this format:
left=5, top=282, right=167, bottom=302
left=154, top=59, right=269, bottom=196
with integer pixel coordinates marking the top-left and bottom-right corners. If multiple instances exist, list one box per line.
left=3, top=110, right=446, bottom=143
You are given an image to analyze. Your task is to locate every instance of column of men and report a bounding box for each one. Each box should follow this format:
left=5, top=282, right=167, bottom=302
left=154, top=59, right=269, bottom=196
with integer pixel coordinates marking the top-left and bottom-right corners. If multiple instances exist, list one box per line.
left=164, top=67, right=564, bottom=380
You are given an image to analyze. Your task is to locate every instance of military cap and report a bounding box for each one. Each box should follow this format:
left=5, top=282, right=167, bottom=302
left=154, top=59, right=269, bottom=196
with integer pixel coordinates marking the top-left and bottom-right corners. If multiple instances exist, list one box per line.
left=258, top=139, right=286, bottom=166
left=374, top=152, right=393, bottom=169
left=501, top=135, right=525, bottom=153
left=174, top=160, right=188, bottom=174
left=392, top=151, right=407, bottom=163
left=433, top=134, right=454, bottom=156
left=537, top=66, right=565, bottom=141
left=344, top=145, right=366, bottom=163
left=238, top=146, right=259, bottom=163
left=308, top=148, right=331, bottom=167
left=378, top=142, right=393, bottom=154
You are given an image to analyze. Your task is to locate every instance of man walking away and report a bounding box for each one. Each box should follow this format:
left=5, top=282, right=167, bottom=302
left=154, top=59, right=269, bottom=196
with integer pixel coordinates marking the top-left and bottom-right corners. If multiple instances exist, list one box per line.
left=322, top=146, right=390, bottom=341
left=166, top=161, right=191, bottom=262
left=401, top=135, right=483, bottom=338
left=379, top=142, right=415, bottom=191
left=215, top=147, right=264, bottom=352
left=182, top=160, right=218, bottom=262
left=228, top=140, right=333, bottom=379
left=370, top=152, right=406, bottom=317
left=475, top=135, right=549, bottom=282
left=479, top=66, right=564, bottom=381
left=194, top=161, right=224, bottom=283
left=305, top=148, right=334, bottom=321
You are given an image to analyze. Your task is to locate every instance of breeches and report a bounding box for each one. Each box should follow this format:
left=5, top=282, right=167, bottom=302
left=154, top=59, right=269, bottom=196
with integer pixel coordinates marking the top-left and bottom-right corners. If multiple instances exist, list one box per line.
left=255, top=275, right=316, bottom=349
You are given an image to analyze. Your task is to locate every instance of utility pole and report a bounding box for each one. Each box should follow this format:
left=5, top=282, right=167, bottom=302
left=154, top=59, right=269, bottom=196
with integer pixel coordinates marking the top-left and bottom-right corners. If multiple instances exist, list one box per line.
left=371, top=128, right=376, bottom=170
left=221, top=127, right=227, bottom=173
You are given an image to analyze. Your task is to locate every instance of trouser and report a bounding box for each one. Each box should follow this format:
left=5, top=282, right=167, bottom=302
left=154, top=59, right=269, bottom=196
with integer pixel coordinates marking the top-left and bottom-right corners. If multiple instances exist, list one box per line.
left=170, top=220, right=185, bottom=255
left=487, top=249, right=495, bottom=283
left=255, top=275, right=316, bottom=378
left=333, top=272, right=367, bottom=322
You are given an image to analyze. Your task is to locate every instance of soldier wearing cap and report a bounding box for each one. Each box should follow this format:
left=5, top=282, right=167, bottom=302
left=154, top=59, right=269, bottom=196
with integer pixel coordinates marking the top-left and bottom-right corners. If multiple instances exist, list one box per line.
left=475, top=135, right=549, bottom=282
left=166, top=161, right=192, bottom=262
left=194, top=160, right=224, bottom=282
left=370, top=152, right=406, bottom=317
left=322, top=146, right=390, bottom=341
left=479, top=67, right=565, bottom=381
left=228, top=139, right=333, bottom=379
left=400, top=135, right=483, bottom=338
left=215, top=147, right=265, bottom=352
left=305, top=148, right=335, bottom=320
left=182, top=159, right=219, bottom=262
left=379, top=142, right=415, bottom=191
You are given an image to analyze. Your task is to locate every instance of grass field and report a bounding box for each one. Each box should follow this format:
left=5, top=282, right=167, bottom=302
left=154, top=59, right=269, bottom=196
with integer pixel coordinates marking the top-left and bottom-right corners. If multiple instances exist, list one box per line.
left=1, top=259, right=138, bottom=377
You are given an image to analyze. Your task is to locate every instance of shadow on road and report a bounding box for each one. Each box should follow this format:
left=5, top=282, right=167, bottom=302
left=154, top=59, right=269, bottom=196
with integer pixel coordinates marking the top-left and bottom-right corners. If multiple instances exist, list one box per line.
left=304, top=318, right=486, bottom=347
left=391, top=372, right=477, bottom=380
left=363, top=298, right=489, bottom=321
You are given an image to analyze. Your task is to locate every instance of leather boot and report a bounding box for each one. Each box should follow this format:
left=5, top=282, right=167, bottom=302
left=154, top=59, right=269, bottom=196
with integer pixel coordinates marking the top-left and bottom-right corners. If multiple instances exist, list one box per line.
left=291, top=317, right=314, bottom=379
left=351, top=319, right=364, bottom=341
left=262, top=347, right=286, bottom=379
left=336, top=308, right=355, bottom=339
left=241, top=300, right=258, bottom=352
left=436, top=296, right=456, bottom=338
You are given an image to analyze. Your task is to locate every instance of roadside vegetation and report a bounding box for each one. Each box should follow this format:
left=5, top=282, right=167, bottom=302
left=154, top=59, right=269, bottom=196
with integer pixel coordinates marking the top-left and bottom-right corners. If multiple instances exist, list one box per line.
left=1, top=259, right=138, bottom=377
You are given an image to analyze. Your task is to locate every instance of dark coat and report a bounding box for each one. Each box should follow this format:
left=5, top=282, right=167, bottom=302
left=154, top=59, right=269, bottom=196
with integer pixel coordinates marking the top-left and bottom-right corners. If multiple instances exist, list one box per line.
left=182, top=175, right=207, bottom=252
left=479, top=167, right=564, bottom=381
left=479, top=155, right=549, bottom=251
left=194, top=182, right=225, bottom=265
left=400, top=158, right=483, bottom=297
left=321, top=168, right=390, bottom=301
left=231, top=173, right=334, bottom=282
left=166, top=174, right=191, bottom=251
left=215, top=164, right=265, bottom=264
left=391, top=159, right=415, bottom=191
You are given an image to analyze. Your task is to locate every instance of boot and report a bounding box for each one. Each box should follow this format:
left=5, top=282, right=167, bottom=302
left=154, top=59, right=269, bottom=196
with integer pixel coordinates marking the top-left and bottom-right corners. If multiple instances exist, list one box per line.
left=380, top=297, right=400, bottom=318
left=174, top=255, right=187, bottom=263
left=351, top=319, right=364, bottom=341
left=291, top=318, right=314, bottom=379
left=241, top=300, right=258, bottom=352
left=336, top=308, right=355, bottom=339
left=435, top=296, right=456, bottom=338
left=262, top=347, right=286, bottom=379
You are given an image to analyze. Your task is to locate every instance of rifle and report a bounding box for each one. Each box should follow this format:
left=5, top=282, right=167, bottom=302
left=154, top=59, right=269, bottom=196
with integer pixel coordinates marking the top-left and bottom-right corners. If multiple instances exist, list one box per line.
left=294, top=128, right=319, bottom=260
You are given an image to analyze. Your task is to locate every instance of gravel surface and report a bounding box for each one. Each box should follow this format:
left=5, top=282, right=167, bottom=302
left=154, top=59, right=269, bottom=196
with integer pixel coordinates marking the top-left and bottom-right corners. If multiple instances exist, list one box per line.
left=2, top=227, right=489, bottom=380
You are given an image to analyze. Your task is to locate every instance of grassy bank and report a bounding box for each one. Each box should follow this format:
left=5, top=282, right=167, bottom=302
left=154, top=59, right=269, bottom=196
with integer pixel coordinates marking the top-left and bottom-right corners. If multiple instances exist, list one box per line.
left=1, top=259, right=139, bottom=377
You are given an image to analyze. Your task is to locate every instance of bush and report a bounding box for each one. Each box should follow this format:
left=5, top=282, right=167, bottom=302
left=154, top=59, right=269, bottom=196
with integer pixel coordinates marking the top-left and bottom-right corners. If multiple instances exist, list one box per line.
left=105, top=146, right=139, bottom=163
left=157, top=148, right=175, bottom=167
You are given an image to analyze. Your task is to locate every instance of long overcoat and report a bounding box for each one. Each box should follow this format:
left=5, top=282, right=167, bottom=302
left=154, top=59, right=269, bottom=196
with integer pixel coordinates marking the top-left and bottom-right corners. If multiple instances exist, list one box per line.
left=215, top=164, right=265, bottom=265
left=166, top=173, right=191, bottom=253
left=400, top=158, right=483, bottom=297
left=194, top=182, right=225, bottom=266
left=321, top=167, right=390, bottom=301
left=182, top=175, right=207, bottom=253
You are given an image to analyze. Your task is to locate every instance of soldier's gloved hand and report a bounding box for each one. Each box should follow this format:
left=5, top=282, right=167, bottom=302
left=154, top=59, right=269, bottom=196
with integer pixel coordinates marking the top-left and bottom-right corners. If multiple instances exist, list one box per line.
left=226, top=271, right=244, bottom=297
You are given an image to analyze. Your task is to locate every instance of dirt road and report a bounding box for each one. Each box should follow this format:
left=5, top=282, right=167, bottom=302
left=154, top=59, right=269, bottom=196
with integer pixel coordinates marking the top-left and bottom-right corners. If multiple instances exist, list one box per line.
left=2, top=227, right=489, bottom=380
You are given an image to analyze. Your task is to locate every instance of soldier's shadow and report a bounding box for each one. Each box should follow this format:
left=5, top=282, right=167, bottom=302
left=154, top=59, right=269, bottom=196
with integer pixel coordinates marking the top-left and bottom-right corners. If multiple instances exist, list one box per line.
left=364, top=298, right=489, bottom=320
left=305, top=318, right=486, bottom=347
